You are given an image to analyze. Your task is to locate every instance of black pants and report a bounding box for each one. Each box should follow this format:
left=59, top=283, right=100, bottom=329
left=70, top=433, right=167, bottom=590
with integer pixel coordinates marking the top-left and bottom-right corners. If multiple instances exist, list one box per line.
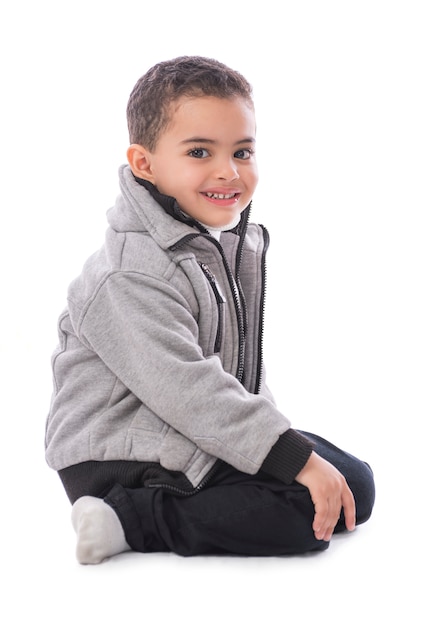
left=99, top=432, right=375, bottom=556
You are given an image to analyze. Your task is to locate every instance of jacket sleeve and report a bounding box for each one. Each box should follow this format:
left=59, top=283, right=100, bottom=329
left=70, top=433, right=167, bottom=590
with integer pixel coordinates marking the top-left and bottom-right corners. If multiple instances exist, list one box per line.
left=71, top=268, right=293, bottom=475
left=261, top=429, right=314, bottom=484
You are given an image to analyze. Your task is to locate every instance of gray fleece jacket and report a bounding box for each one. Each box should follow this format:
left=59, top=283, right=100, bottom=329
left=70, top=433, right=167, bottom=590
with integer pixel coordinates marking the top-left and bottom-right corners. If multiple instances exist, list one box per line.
left=45, top=165, right=312, bottom=488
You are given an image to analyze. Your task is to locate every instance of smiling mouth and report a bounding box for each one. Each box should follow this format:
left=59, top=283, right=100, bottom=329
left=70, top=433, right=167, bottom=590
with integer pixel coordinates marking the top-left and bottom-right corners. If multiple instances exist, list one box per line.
left=204, top=192, right=239, bottom=200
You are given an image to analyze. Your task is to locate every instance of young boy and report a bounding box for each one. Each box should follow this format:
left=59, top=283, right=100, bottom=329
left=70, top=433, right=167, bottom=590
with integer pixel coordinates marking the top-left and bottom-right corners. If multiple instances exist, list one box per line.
left=45, top=56, right=375, bottom=564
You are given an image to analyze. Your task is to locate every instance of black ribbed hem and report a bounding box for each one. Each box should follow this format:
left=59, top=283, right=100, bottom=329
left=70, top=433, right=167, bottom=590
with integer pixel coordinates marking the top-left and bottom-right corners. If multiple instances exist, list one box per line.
left=261, top=429, right=315, bottom=484
left=58, top=460, right=193, bottom=504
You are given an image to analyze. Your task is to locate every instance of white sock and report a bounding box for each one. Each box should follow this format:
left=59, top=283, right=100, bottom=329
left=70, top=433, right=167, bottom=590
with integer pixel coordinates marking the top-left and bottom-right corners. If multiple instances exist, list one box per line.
left=71, top=496, right=131, bottom=564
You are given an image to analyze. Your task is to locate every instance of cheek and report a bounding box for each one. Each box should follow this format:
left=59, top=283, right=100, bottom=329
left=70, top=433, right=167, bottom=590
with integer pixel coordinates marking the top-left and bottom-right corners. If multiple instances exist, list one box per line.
left=151, top=168, right=179, bottom=196
left=248, top=166, right=259, bottom=190
left=175, top=169, right=204, bottom=194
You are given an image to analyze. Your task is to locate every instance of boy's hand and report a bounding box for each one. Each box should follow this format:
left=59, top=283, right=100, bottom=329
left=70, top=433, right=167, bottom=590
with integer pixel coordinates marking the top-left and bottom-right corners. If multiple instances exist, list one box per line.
left=295, top=451, right=356, bottom=541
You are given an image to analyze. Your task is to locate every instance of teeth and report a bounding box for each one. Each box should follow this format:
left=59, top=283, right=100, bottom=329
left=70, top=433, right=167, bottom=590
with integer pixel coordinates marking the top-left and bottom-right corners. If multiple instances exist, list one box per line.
left=206, top=192, right=236, bottom=199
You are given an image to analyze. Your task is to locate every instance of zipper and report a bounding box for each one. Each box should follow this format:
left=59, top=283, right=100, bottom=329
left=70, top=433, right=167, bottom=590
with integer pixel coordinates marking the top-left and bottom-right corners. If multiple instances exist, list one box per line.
left=199, top=263, right=226, bottom=353
left=170, top=232, right=246, bottom=383
left=147, top=459, right=223, bottom=496
left=254, top=225, right=270, bottom=394
left=222, top=254, right=246, bottom=383
left=169, top=233, right=202, bottom=251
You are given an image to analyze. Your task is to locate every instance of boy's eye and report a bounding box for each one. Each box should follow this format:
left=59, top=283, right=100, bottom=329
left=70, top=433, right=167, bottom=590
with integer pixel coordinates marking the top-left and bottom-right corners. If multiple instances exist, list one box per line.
left=188, top=148, right=209, bottom=158
left=234, top=148, right=254, bottom=160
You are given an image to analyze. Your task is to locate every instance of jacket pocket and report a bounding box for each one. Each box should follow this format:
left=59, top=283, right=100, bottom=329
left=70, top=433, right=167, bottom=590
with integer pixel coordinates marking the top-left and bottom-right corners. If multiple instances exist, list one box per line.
left=199, top=263, right=226, bottom=353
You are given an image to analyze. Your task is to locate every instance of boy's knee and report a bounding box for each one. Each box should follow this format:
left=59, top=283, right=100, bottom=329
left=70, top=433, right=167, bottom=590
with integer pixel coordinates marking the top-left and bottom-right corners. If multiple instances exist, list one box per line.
left=354, top=461, right=376, bottom=525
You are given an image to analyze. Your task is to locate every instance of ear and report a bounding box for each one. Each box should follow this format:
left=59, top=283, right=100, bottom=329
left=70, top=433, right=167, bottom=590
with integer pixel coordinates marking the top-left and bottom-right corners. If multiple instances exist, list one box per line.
left=127, top=144, right=156, bottom=183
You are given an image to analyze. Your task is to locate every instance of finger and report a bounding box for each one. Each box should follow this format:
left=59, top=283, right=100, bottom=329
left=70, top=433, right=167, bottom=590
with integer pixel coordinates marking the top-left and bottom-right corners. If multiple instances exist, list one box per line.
left=312, top=498, right=329, bottom=537
left=312, top=501, right=336, bottom=541
left=342, top=486, right=356, bottom=531
left=314, top=512, right=338, bottom=541
left=313, top=492, right=343, bottom=541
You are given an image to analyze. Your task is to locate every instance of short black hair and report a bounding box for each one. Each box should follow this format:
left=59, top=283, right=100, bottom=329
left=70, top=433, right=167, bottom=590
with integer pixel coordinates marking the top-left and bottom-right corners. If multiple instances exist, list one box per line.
left=127, top=56, right=253, bottom=150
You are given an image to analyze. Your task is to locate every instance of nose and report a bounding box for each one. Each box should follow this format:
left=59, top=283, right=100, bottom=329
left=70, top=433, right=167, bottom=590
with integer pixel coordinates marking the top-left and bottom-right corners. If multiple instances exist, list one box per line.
left=215, top=157, right=239, bottom=181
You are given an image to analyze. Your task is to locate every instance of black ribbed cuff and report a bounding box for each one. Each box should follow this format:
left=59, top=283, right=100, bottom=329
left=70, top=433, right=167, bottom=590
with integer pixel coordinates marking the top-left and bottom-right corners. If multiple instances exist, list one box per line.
left=260, top=429, right=314, bottom=484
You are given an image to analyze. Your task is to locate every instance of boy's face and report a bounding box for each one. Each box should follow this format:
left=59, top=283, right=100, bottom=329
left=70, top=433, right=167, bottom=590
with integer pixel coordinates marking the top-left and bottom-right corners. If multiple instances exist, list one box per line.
left=129, top=96, right=258, bottom=228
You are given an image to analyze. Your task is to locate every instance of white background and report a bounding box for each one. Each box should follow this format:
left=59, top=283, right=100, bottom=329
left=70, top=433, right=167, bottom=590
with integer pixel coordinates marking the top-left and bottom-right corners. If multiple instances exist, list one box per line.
left=1, top=1, right=426, bottom=624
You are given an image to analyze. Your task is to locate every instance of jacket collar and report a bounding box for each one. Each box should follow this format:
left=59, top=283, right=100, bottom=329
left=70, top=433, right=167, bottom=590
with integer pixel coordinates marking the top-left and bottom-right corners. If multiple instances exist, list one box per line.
left=111, top=165, right=250, bottom=251
left=132, top=172, right=250, bottom=239
left=132, top=175, right=194, bottom=223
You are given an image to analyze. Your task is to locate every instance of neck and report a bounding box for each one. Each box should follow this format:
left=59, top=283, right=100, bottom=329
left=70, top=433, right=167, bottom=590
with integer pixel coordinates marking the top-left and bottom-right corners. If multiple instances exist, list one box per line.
left=198, top=214, right=242, bottom=240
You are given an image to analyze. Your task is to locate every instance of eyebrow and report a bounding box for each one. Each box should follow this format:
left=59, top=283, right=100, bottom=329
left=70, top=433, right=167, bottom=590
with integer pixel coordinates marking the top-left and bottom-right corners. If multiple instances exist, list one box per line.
left=180, top=137, right=256, bottom=145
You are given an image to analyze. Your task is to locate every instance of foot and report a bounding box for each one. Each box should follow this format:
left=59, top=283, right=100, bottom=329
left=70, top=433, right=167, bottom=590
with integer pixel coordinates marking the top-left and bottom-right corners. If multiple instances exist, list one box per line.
left=71, top=496, right=131, bottom=564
